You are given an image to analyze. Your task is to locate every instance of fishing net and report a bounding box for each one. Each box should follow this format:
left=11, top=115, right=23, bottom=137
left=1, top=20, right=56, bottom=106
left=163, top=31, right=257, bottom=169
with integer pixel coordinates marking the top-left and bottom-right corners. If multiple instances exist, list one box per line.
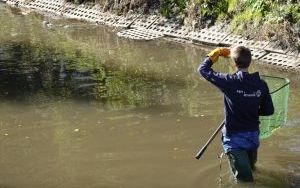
left=259, top=75, right=290, bottom=139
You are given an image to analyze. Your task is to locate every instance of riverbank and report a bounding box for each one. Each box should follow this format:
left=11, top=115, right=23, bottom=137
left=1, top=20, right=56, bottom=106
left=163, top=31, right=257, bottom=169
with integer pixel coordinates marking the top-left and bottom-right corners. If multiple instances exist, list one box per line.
left=1, top=0, right=300, bottom=72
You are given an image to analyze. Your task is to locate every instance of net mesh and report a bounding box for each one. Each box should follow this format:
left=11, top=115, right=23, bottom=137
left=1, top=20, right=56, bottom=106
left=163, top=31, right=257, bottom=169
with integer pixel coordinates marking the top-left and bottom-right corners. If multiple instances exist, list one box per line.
left=259, top=75, right=290, bottom=139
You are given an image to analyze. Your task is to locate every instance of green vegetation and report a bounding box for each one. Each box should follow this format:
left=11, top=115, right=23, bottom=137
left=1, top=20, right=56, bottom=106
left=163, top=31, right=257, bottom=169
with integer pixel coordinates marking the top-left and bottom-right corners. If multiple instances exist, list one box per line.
left=160, top=0, right=186, bottom=19
left=224, top=0, right=300, bottom=50
left=185, top=0, right=299, bottom=50
left=64, top=0, right=299, bottom=51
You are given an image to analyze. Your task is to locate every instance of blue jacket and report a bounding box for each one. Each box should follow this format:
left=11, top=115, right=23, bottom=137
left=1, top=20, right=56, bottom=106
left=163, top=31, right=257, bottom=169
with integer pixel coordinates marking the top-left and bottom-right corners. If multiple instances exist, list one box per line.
left=198, top=58, right=274, bottom=134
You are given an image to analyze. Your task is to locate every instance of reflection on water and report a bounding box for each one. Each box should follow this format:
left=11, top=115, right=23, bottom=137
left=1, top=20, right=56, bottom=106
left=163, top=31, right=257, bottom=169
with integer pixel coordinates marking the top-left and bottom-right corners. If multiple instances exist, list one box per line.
left=0, top=39, right=220, bottom=115
left=0, top=3, right=299, bottom=188
left=0, top=41, right=168, bottom=108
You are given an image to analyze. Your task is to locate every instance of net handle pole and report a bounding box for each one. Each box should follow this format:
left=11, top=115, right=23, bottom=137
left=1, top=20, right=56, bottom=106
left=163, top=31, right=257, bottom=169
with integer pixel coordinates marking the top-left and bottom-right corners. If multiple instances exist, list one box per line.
left=195, top=120, right=225, bottom=159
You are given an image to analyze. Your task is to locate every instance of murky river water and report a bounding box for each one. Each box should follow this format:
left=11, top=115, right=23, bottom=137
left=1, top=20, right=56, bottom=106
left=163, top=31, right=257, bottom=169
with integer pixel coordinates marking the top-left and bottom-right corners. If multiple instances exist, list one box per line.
left=0, top=3, right=299, bottom=188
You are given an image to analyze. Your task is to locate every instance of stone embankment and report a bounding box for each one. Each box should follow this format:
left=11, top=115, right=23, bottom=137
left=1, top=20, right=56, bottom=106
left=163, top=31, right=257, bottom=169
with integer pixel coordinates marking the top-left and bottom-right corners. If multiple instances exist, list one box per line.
left=1, top=0, right=300, bottom=72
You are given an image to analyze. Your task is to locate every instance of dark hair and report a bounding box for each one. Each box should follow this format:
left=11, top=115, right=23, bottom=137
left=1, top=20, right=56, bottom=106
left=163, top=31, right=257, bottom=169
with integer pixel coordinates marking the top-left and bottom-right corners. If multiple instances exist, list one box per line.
left=231, top=46, right=252, bottom=68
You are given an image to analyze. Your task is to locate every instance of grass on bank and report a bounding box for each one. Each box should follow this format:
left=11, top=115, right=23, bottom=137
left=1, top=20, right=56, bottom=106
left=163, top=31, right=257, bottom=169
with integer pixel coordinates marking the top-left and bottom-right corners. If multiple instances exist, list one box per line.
left=65, top=0, right=299, bottom=51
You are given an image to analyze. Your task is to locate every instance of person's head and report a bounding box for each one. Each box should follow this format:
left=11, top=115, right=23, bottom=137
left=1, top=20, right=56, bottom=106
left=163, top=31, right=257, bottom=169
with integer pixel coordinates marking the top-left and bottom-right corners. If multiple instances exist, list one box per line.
left=230, top=46, right=252, bottom=69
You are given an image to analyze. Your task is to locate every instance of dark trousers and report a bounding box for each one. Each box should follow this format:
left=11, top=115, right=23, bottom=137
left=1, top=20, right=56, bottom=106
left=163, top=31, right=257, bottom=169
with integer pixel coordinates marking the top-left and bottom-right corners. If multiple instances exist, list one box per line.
left=227, top=150, right=257, bottom=182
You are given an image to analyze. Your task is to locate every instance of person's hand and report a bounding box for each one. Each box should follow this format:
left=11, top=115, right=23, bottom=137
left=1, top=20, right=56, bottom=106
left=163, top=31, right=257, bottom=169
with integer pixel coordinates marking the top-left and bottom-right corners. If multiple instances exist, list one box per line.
left=207, top=48, right=230, bottom=64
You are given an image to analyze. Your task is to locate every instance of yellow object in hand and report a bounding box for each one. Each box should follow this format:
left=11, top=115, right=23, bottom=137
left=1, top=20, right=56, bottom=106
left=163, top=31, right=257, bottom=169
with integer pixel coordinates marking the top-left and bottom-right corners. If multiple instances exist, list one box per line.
left=220, top=48, right=230, bottom=58
left=207, top=48, right=230, bottom=64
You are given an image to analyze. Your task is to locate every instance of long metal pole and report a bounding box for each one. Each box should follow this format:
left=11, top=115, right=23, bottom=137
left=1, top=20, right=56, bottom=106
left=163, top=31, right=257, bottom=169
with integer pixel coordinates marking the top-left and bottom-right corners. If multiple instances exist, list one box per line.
left=195, top=120, right=225, bottom=159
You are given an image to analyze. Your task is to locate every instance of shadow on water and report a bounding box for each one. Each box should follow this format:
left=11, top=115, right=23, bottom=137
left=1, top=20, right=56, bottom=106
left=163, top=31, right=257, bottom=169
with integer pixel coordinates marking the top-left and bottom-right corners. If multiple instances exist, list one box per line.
left=190, top=154, right=300, bottom=188
left=217, top=166, right=300, bottom=188
left=255, top=167, right=300, bottom=188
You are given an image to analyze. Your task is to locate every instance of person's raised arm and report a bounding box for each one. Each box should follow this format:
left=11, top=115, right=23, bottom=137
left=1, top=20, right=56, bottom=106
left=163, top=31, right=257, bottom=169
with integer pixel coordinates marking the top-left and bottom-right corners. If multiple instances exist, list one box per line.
left=198, top=48, right=232, bottom=92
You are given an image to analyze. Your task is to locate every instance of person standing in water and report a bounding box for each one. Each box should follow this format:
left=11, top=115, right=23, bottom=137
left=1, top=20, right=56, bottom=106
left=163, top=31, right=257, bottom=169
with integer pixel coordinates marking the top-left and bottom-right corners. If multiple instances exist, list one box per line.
left=198, top=46, right=274, bottom=182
